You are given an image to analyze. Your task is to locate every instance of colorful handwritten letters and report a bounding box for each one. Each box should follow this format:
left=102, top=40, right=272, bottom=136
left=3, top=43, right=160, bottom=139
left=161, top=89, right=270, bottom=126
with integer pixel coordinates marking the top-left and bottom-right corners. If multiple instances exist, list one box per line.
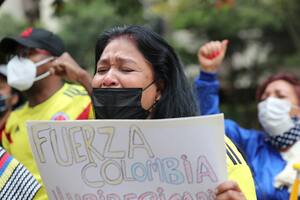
left=27, top=115, right=226, bottom=200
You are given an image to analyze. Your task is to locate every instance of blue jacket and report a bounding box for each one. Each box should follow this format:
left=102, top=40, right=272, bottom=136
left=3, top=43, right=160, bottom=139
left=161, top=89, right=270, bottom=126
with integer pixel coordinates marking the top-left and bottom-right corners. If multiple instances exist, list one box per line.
left=195, top=71, right=292, bottom=200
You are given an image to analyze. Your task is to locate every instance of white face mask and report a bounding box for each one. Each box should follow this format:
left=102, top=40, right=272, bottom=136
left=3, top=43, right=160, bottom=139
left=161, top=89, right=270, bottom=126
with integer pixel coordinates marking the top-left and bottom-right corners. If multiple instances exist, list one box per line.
left=258, top=97, right=295, bottom=137
left=7, top=56, right=54, bottom=91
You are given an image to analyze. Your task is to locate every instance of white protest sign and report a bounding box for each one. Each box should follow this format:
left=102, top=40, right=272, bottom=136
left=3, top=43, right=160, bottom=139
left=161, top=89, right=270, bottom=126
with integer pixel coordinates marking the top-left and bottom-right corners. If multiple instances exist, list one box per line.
left=27, top=114, right=226, bottom=200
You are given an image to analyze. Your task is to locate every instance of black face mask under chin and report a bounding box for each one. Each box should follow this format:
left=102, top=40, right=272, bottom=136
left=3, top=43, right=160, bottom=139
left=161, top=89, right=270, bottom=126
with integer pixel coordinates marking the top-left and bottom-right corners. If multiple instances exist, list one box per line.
left=91, top=83, right=157, bottom=119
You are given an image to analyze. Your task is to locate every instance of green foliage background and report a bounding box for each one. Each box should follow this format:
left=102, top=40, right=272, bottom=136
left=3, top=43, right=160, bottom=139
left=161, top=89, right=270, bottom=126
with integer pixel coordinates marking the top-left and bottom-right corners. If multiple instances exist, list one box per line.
left=58, top=0, right=146, bottom=72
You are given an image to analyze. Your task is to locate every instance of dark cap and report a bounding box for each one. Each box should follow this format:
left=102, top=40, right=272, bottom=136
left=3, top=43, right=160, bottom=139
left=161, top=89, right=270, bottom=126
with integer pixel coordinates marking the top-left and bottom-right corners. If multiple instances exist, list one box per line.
left=0, top=27, right=65, bottom=56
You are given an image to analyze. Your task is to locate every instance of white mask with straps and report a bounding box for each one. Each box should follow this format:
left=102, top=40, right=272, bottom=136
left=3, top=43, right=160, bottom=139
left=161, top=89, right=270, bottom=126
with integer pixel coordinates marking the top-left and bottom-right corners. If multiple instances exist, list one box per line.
left=7, top=56, right=54, bottom=91
left=258, top=97, right=295, bottom=137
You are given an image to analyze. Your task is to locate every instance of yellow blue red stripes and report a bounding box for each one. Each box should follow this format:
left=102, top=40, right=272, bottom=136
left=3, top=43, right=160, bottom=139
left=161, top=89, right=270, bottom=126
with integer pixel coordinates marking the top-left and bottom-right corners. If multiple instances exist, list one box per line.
left=0, top=147, right=41, bottom=199
left=0, top=153, right=13, bottom=176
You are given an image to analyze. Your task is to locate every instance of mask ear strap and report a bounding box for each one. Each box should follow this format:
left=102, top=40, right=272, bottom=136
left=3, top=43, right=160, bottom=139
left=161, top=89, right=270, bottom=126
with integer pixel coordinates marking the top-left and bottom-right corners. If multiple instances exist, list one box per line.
left=35, top=56, right=55, bottom=67
left=34, top=56, right=55, bottom=81
left=35, top=71, right=51, bottom=81
left=143, top=80, right=156, bottom=91
left=146, top=98, right=159, bottom=112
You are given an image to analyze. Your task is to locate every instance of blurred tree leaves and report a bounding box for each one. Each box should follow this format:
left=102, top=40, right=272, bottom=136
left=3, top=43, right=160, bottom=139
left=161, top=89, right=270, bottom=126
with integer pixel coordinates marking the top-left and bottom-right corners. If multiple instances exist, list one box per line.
left=149, top=0, right=300, bottom=86
left=58, top=0, right=145, bottom=72
left=0, top=14, right=27, bottom=63
left=148, top=0, right=300, bottom=128
left=0, top=14, right=26, bottom=38
left=150, top=0, right=300, bottom=70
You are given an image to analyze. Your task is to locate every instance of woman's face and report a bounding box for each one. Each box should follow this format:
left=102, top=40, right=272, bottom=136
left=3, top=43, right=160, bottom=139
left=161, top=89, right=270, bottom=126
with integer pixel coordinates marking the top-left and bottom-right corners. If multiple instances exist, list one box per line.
left=261, top=80, right=300, bottom=117
left=92, top=37, right=161, bottom=110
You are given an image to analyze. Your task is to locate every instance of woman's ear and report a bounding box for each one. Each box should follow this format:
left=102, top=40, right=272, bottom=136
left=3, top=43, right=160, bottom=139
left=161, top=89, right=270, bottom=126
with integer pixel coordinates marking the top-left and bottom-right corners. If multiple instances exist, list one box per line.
left=155, top=80, right=165, bottom=101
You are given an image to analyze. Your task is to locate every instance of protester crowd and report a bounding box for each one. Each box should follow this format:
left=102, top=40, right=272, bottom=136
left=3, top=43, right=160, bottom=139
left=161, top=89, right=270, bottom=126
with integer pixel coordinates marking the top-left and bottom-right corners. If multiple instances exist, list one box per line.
left=0, top=25, right=298, bottom=200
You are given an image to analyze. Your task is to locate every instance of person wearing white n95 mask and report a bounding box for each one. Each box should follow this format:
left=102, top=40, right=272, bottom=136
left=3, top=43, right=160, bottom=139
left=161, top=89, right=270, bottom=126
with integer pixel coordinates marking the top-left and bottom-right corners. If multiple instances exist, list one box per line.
left=195, top=39, right=300, bottom=199
left=258, top=78, right=300, bottom=151
left=258, top=80, right=300, bottom=191
left=0, top=27, right=93, bottom=200
left=7, top=56, right=54, bottom=91
left=258, top=97, right=295, bottom=137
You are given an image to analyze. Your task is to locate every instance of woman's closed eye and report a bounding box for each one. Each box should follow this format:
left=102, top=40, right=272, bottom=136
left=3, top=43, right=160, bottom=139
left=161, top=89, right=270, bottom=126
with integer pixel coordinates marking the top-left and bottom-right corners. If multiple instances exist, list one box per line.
left=97, top=66, right=109, bottom=74
left=277, top=94, right=288, bottom=99
left=120, top=66, right=134, bottom=73
left=276, top=91, right=288, bottom=99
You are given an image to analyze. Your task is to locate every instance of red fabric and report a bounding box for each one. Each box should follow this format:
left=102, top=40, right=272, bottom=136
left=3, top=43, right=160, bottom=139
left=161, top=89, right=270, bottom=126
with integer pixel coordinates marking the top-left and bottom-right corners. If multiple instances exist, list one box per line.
left=76, top=103, right=92, bottom=120
left=21, top=28, right=33, bottom=38
left=0, top=152, right=9, bottom=168
left=5, top=130, right=13, bottom=144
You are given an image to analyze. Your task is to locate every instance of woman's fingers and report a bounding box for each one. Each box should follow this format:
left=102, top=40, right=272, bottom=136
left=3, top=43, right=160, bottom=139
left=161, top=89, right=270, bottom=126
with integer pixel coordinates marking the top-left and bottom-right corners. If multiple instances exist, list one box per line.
left=215, top=181, right=246, bottom=200
left=216, top=191, right=245, bottom=200
left=200, top=41, right=222, bottom=59
left=216, top=181, right=241, bottom=194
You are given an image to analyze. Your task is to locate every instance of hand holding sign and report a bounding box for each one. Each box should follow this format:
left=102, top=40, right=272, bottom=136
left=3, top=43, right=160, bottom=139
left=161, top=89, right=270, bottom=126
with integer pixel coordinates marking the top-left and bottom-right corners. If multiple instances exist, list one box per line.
left=215, top=181, right=247, bottom=200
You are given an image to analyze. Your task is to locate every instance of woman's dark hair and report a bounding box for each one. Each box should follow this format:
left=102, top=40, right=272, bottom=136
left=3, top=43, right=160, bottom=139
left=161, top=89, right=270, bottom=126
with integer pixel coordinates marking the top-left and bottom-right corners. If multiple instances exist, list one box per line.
left=256, top=72, right=300, bottom=105
left=95, top=25, right=198, bottom=118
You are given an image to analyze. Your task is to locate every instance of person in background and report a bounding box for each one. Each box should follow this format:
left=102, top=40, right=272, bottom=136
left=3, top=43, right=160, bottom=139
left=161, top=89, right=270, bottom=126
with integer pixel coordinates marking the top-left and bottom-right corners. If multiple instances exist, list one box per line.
left=0, top=65, right=21, bottom=145
left=0, top=66, right=38, bottom=200
left=195, top=40, right=300, bottom=199
left=0, top=27, right=94, bottom=199
left=91, top=25, right=257, bottom=200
